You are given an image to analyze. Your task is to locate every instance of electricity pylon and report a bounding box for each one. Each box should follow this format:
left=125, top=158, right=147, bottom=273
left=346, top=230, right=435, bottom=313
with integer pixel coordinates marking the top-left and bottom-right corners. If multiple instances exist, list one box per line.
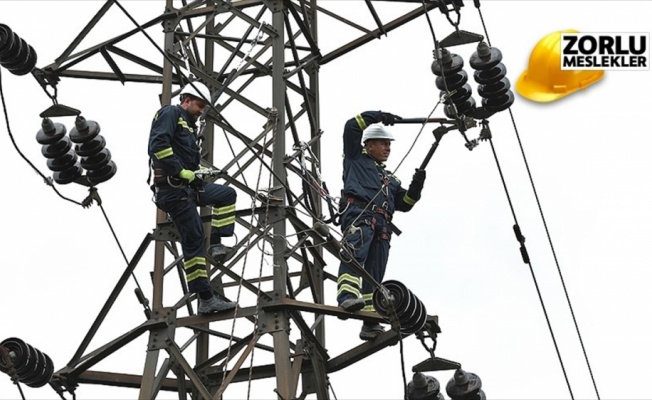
left=25, top=1, right=460, bottom=398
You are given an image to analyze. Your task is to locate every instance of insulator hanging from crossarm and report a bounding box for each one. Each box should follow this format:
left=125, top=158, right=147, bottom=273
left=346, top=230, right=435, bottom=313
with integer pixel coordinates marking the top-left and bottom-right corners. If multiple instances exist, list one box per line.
left=0, top=337, right=54, bottom=388
left=372, top=280, right=428, bottom=336
left=36, top=118, right=84, bottom=184
left=469, top=41, right=515, bottom=115
left=0, top=24, right=37, bottom=76
left=431, top=48, right=476, bottom=119
left=69, top=116, right=117, bottom=185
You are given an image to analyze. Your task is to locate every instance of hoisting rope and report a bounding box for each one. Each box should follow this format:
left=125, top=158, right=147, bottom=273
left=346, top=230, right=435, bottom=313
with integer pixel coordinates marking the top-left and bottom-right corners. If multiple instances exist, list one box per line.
left=232, top=117, right=275, bottom=397
left=216, top=114, right=277, bottom=395
left=245, top=129, right=275, bottom=400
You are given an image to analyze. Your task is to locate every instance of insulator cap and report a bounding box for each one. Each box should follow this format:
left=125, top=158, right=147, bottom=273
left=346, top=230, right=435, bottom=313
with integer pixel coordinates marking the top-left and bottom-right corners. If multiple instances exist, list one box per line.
left=36, top=118, right=67, bottom=145
left=69, top=116, right=101, bottom=143
left=446, top=369, right=483, bottom=400
left=407, top=372, right=443, bottom=400
left=432, top=50, right=464, bottom=76
left=469, top=42, right=503, bottom=70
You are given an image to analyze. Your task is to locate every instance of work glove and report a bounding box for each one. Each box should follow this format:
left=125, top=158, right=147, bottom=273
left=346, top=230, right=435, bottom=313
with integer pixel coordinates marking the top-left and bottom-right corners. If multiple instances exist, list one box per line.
left=413, top=168, right=426, bottom=184
left=407, top=168, right=426, bottom=203
left=178, top=169, right=196, bottom=183
left=376, top=111, right=402, bottom=126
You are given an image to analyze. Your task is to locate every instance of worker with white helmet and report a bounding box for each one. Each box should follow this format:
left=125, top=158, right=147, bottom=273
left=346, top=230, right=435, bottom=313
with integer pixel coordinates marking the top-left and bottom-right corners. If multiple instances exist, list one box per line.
left=337, top=110, right=426, bottom=340
left=148, top=81, right=238, bottom=314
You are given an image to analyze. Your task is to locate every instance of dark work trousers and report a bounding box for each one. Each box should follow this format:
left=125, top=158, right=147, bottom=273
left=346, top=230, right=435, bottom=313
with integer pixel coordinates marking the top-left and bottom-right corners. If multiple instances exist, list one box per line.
left=155, top=182, right=237, bottom=294
left=336, top=204, right=391, bottom=312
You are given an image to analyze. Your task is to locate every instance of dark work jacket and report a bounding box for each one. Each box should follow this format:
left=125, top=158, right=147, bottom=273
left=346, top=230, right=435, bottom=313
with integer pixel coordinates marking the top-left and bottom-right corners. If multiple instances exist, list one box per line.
left=148, top=104, right=200, bottom=178
left=342, top=111, right=416, bottom=216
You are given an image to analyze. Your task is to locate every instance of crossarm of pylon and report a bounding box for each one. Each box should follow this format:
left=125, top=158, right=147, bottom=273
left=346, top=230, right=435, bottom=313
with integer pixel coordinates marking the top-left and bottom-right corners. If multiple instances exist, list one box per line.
left=58, top=319, right=167, bottom=379
left=326, top=329, right=401, bottom=373
left=320, top=3, right=439, bottom=65
left=50, top=10, right=165, bottom=72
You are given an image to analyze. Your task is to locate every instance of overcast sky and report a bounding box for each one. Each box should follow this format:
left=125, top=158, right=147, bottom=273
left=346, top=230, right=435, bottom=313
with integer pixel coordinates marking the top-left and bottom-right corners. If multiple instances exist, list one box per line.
left=1, top=1, right=651, bottom=399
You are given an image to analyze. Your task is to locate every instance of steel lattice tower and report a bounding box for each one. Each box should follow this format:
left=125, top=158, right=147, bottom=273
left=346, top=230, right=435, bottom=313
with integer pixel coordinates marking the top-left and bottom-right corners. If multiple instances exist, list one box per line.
left=25, top=1, right=461, bottom=398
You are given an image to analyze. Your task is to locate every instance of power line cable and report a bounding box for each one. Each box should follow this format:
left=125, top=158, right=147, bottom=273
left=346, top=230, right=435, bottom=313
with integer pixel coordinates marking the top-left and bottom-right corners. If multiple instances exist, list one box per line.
left=507, top=109, right=601, bottom=399
left=487, top=135, right=574, bottom=399
left=472, top=1, right=600, bottom=396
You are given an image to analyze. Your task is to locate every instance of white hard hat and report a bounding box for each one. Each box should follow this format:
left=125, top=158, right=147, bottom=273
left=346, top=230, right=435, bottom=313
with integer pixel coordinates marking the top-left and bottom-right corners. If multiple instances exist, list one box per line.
left=179, top=81, right=212, bottom=103
left=362, top=124, right=394, bottom=144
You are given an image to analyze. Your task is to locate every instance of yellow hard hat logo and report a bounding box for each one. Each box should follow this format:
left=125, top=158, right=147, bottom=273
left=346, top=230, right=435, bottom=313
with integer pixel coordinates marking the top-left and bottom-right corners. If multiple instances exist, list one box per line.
left=516, top=30, right=605, bottom=102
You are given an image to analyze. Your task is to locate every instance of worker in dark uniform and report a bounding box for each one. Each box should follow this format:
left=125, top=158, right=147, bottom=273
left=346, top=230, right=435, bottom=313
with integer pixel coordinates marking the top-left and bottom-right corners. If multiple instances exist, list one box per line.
left=148, top=81, right=238, bottom=314
left=337, top=110, right=426, bottom=340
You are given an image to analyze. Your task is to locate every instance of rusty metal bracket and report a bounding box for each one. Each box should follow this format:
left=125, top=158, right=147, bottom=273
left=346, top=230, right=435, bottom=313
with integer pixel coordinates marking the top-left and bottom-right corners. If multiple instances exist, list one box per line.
left=147, top=308, right=177, bottom=351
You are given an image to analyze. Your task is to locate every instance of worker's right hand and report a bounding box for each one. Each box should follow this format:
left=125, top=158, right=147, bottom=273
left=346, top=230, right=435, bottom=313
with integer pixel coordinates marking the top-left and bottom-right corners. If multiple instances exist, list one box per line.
left=178, top=169, right=196, bottom=183
left=376, top=111, right=402, bottom=126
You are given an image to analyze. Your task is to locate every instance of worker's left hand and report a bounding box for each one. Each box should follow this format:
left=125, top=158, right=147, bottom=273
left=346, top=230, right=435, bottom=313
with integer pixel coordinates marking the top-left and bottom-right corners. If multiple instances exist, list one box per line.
left=377, top=111, right=402, bottom=126
left=413, top=168, right=426, bottom=183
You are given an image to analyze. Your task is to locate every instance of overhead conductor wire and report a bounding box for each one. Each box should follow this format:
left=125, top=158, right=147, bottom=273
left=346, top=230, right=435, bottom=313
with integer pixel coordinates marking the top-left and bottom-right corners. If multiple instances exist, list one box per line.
left=421, top=1, right=575, bottom=396
left=470, top=2, right=574, bottom=399
left=473, top=0, right=599, bottom=398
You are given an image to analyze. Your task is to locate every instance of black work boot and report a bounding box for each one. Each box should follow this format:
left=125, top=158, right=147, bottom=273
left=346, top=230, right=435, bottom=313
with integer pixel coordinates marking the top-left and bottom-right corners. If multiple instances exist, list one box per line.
left=338, top=297, right=365, bottom=312
left=198, top=295, right=237, bottom=314
left=359, top=323, right=385, bottom=341
left=208, top=243, right=235, bottom=263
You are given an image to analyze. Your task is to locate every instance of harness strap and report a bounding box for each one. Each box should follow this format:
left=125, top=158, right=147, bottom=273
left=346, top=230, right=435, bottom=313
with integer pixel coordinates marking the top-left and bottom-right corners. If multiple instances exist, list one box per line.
left=345, top=196, right=402, bottom=236
left=346, top=197, right=392, bottom=221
